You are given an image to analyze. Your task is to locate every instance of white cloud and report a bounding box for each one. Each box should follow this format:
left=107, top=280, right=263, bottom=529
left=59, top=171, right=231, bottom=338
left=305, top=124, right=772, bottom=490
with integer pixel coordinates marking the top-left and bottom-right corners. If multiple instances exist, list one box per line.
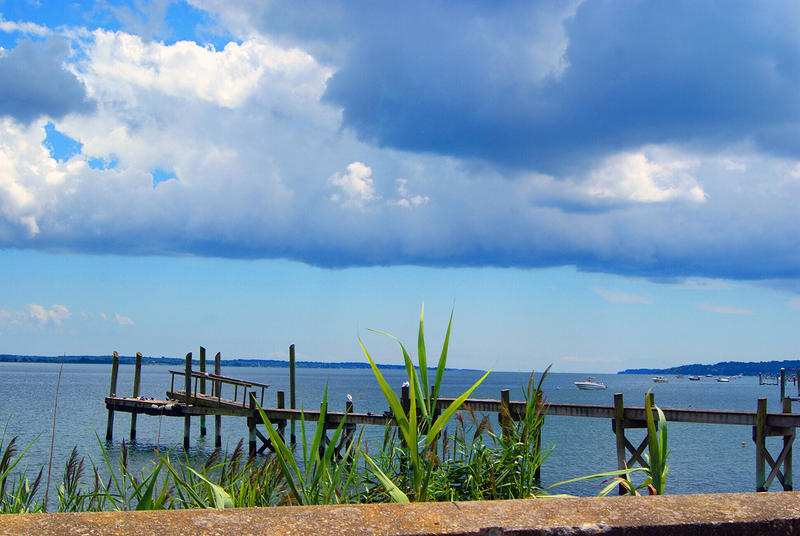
left=114, top=312, right=135, bottom=326
left=582, top=151, right=706, bottom=204
left=85, top=30, right=331, bottom=109
left=594, top=288, right=652, bottom=304
left=26, top=303, right=71, bottom=325
left=329, top=162, right=380, bottom=208
left=0, top=16, right=50, bottom=38
left=390, top=178, right=429, bottom=209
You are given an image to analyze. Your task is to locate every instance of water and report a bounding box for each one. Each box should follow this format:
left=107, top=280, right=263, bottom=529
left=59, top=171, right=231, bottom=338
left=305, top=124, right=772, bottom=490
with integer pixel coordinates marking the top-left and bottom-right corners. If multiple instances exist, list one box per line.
left=0, top=362, right=787, bottom=497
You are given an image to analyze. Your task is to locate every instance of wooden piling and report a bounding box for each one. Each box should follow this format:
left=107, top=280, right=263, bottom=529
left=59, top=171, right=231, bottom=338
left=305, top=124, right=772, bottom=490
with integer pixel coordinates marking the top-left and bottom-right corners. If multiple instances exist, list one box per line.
left=248, top=392, right=257, bottom=456
left=214, top=352, right=222, bottom=448
left=290, top=344, right=296, bottom=445
left=199, top=347, right=207, bottom=437
left=783, top=397, right=793, bottom=491
left=755, top=397, right=767, bottom=491
left=277, top=391, right=286, bottom=442
left=129, top=352, right=142, bottom=441
left=183, top=352, right=192, bottom=451
left=105, top=351, right=120, bottom=441
left=500, top=389, right=511, bottom=441
left=613, top=393, right=626, bottom=495
left=781, top=369, right=786, bottom=401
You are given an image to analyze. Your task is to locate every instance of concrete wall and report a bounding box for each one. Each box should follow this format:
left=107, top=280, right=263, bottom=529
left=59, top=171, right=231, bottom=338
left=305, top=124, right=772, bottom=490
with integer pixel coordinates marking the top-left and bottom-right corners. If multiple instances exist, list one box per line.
left=2, top=492, right=800, bottom=535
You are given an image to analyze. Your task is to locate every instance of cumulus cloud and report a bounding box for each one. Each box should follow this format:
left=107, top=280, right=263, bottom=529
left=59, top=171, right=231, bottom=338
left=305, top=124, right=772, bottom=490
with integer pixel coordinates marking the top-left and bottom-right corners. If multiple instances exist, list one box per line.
left=0, top=303, right=72, bottom=327
left=389, top=179, right=429, bottom=209
left=329, top=162, right=380, bottom=208
left=0, top=37, right=93, bottom=124
left=0, top=4, right=799, bottom=284
left=114, top=312, right=135, bottom=326
left=86, top=30, right=328, bottom=109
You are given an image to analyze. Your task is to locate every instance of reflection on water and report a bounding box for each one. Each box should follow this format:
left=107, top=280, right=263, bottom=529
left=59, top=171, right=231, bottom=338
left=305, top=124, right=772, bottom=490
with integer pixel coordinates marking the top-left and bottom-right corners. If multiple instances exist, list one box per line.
left=0, top=362, right=785, bottom=497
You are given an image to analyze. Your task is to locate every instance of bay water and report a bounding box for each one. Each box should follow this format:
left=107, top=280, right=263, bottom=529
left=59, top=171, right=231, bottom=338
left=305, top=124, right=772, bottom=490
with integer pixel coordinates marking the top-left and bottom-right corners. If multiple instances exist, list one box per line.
left=0, top=362, right=787, bottom=498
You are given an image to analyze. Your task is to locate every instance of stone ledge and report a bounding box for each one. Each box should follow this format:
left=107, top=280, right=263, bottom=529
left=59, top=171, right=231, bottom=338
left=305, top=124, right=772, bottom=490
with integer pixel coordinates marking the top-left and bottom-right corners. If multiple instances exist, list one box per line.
left=2, top=492, right=800, bottom=536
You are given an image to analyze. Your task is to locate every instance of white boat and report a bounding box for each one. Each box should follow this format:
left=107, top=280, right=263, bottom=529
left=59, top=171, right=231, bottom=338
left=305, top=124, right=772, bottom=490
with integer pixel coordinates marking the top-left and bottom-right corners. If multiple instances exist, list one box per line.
left=652, top=376, right=669, bottom=383
left=574, top=378, right=606, bottom=390
left=716, top=377, right=730, bottom=383
left=688, top=375, right=701, bottom=381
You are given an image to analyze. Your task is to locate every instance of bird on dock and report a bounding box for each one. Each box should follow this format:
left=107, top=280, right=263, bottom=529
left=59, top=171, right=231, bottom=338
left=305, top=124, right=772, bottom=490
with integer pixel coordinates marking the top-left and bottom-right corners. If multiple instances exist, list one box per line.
left=346, top=393, right=353, bottom=402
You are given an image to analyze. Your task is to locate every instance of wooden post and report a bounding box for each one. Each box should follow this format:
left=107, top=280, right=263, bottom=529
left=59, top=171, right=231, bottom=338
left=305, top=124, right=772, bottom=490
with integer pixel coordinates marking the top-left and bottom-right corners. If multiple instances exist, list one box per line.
left=613, top=393, right=626, bottom=495
left=277, top=391, right=286, bottom=443
left=105, top=351, right=120, bottom=441
left=755, top=397, right=767, bottom=491
left=183, top=352, right=192, bottom=451
left=129, top=352, right=142, bottom=441
left=500, top=389, right=511, bottom=441
left=199, top=346, right=207, bottom=437
left=781, top=368, right=786, bottom=402
left=401, top=384, right=411, bottom=417
left=214, top=352, right=222, bottom=448
left=248, top=392, right=257, bottom=457
left=289, top=344, right=296, bottom=445
left=783, top=397, right=793, bottom=491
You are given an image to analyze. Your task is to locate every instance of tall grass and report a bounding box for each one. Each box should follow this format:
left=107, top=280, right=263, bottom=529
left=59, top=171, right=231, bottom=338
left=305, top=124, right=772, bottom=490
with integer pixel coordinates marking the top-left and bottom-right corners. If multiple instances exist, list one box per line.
left=359, top=305, right=491, bottom=502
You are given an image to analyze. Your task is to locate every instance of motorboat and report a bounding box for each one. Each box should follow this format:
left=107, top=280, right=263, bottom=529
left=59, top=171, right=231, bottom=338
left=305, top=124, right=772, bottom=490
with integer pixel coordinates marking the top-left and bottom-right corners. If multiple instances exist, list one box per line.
left=716, top=377, right=730, bottom=383
left=652, top=376, right=669, bottom=383
left=688, top=375, right=701, bottom=381
left=574, top=378, right=606, bottom=390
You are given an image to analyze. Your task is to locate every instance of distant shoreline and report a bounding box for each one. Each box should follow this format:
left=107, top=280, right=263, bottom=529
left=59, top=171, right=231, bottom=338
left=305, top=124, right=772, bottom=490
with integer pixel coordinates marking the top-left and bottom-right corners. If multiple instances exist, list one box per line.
left=0, top=354, right=483, bottom=372
left=618, top=359, right=800, bottom=376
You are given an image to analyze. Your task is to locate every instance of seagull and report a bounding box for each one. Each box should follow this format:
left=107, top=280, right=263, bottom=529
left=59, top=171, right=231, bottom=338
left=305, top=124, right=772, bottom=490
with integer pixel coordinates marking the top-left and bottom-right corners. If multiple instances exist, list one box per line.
left=402, top=381, right=410, bottom=388
left=346, top=393, right=353, bottom=402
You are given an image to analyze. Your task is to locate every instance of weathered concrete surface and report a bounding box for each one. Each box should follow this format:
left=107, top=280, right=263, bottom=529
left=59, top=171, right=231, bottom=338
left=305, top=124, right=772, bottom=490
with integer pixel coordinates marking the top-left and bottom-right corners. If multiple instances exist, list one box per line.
left=2, top=492, right=800, bottom=536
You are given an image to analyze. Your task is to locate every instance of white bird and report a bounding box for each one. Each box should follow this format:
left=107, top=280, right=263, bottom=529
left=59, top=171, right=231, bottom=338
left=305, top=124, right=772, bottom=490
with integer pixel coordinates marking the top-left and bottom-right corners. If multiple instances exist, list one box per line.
left=401, top=381, right=410, bottom=388
left=346, top=393, right=353, bottom=402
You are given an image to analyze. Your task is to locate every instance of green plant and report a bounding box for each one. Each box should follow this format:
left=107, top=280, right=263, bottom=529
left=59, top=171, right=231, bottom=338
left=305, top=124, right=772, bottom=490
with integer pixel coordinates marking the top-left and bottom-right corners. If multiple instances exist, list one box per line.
left=256, top=385, right=362, bottom=505
left=0, top=434, right=43, bottom=513
left=546, top=391, right=670, bottom=497
left=359, top=305, right=491, bottom=502
left=643, top=390, right=669, bottom=495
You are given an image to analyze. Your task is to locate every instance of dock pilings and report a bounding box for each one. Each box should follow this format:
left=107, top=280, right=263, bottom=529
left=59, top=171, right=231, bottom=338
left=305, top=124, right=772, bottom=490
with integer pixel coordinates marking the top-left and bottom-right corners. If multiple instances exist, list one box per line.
left=105, top=351, right=119, bottom=441
left=183, top=352, right=192, bottom=450
left=129, top=352, right=142, bottom=441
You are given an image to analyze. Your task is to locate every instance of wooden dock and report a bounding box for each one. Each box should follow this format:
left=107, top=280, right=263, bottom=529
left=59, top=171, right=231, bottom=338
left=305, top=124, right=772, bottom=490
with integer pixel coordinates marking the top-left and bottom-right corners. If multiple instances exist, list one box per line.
left=104, top=348, right=800, bottom=493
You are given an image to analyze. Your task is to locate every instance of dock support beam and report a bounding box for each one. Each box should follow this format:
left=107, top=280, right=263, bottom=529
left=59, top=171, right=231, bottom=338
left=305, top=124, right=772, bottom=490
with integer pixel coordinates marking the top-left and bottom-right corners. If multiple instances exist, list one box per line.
left=105, top=351, right=120, bottom=442
left=248, top=392, right=257, bottom=457
left=277, top=391, right=286, bottom=443
left=214, top=352, right=222, bottom=448
left=129, top=352, right=142, bottom=441
left=289, top=344, right=296, bottom=445
left=199, top=347, right=207, bottom=437
left=754, top=396, right=796, bottom=492
left=183, top=352, right=192, bottom=451
left=500, top=389, right=511, bottom=441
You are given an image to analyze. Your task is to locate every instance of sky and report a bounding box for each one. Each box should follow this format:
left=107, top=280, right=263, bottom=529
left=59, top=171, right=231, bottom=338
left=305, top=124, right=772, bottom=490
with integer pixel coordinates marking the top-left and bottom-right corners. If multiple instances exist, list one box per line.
left=1, top=0, right=799, bottom=373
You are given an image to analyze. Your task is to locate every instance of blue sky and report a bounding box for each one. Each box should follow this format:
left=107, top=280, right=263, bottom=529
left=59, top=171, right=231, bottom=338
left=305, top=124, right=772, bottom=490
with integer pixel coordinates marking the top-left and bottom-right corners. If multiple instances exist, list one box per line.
left=1, top=0, right=799, bottom=372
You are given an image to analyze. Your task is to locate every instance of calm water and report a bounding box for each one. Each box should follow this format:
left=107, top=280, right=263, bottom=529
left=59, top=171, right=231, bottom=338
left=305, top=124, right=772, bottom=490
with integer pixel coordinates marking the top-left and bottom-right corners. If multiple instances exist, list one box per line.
left=0, top=362, right=787, bottom=497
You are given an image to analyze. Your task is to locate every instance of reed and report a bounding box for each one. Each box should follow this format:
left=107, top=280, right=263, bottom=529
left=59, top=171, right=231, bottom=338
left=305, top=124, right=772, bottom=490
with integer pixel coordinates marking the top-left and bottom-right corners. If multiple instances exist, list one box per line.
left=359, top=305, right=491, bottom=502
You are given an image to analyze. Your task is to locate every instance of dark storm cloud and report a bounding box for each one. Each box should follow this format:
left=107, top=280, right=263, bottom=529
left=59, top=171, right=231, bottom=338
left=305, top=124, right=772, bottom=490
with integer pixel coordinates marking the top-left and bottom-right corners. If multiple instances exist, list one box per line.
left=0, top=37, right=95, bottom=124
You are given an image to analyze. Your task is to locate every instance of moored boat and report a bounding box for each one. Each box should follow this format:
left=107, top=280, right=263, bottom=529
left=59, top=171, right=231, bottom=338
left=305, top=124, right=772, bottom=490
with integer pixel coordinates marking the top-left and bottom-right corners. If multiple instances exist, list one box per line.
left=688, top=375, right=701, bottom=381
left=716, top=377, right=730, bottom=383
left=574, top=378, right=606, bottom=390
left=652, top=376, right=669, bottom=383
